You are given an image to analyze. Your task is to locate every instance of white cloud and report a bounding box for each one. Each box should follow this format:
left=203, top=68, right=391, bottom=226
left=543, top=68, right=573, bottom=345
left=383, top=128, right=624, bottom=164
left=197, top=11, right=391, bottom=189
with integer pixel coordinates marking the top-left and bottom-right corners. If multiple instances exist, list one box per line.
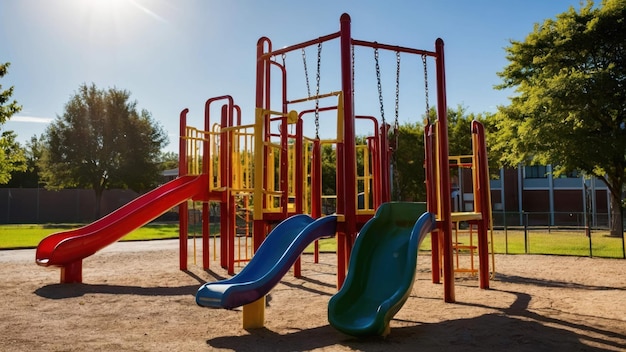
left=11, top=115, right=54, bottom=124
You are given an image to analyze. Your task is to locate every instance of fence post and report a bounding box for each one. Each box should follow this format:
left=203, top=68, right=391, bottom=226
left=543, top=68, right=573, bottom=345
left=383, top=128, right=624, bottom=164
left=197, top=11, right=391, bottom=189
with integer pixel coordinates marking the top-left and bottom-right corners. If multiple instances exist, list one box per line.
left=6, top=190, right=10, bottom=223
left=585, top=216, right=592, bottom=258
left=585, top=225, right=593, bottom=258
left=524, top=211, right=528, bottom=254
left=504, top=210, right=509, bottom=254
left=619, top=206, right=626, bottom=259
left=584, top=183, right=593, bottom=257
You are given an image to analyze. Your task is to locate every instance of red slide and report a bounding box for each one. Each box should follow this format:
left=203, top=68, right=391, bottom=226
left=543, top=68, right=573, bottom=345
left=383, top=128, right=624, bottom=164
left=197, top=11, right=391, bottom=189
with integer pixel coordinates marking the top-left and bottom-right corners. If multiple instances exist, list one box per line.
left=36, top=175, right=206, bottom=283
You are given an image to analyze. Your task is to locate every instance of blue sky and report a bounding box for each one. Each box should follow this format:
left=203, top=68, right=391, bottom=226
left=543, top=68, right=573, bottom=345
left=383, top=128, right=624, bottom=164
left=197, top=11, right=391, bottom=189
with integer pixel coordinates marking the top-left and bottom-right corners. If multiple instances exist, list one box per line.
left=1, top=0, right=586, bottom=153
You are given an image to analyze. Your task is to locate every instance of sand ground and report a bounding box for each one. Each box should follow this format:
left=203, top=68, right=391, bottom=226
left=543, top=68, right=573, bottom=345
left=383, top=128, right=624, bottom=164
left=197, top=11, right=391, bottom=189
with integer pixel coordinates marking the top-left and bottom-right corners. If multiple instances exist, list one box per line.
left=1, top=239, right=625, bottom=351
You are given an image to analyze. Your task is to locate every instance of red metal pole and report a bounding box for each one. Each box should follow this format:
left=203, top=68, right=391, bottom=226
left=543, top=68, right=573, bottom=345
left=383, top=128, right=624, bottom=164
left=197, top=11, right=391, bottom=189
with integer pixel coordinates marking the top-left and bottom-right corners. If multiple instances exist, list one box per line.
left=179, top=109, right=189, bottom=271
left=258, top=32, right=341, bottom=60
left=336, top=13, right=356, bottom=288
left=472, top=120, right=491, bottom=289
left=254, top=37, right=271, bottom=252
left=351, top=39, right=436, bottom=57
left=367, top=136, right=380, bottom=207
left=220, top=103, right=236, bottom=275
left=271, top=58, right=290, bottom=218
left=219, top=104, right=231, bottom=271
left=204, top=96, right=234, bottom=270
left=202, top=202, right=209, bottom=269
left=293, top=117, right=304, bottom=277
left=425, top=124, right=440, bottom=284
left=335, top=139, right=346, bottom=289
left=435, top=38, right=455, bottom=303
left=295, top=119, right=304, bottom=215
left=312, top=139, right=322, bottom=263
left=341, top=14, right=357, bottom=250
left=356, top=115, right=381, bottom=207
left=380, top=122, right=391, bottom=203
left=280, top=121, right=289, bottom=218
left=256, top=38, right=270, bottom=111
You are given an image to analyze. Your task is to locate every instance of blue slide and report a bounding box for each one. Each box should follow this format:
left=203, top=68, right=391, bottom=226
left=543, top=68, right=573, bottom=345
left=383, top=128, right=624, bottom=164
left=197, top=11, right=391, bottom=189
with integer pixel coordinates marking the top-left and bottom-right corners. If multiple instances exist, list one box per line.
left=196, top=214, right=337, bottom=309
left=328, top=202, right=435, bottom=337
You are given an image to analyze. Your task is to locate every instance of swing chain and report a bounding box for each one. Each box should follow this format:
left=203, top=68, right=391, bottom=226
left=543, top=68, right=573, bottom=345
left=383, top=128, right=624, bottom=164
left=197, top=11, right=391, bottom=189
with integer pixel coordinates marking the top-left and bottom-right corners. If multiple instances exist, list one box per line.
left=374, top=47, right=385, bottom=125
left=394, top=51, right=400, bottom=147
left=315, top=42, right=322, bottom=139
left=393, top=51, right=402, bottom=200
left=302, top=49, right=311, bottom=97
left=422, top=54, right=430, bottom=124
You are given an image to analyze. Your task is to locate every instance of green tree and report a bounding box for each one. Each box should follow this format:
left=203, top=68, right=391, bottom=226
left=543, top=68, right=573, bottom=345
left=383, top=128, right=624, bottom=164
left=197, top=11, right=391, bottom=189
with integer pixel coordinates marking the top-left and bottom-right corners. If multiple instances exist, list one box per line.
left=321, top=143, right=337, bottom=195
left=318, top=106, right=493, bottom=206
left=0, top=62, right=26, bottom=183
left=40, top=83, right=168, bottom=218
left=447, top=106, right=502, bottom=177
left=5, top=135, right=43, bottom=188
left=392, top=122, right=425, bottom=201
left=479, top=112, right=504, bottom=175
left=391, top=105, right=494, bottom=202
left=447, top=105, right=473, bottom=156
left=494, top=0, right=626, bottom=236
left=158, top=151, right=179, bottom=171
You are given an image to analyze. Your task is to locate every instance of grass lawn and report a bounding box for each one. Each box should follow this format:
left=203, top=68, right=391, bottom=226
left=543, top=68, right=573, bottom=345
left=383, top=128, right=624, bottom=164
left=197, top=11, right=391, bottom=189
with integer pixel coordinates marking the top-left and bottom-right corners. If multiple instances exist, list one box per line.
left=490, top=229, right=625, bottom=258
left=1, top=223, right=624, bottom=259
left=305, top=230, right=624, bottom=259
left=0, top=223, right=218, bottom=249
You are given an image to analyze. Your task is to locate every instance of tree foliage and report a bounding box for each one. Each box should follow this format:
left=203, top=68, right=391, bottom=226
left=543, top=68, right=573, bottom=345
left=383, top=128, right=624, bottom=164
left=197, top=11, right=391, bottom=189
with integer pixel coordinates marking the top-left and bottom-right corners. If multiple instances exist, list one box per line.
left=158, top=151, right=179, bottom=171
left=493, top=0, right=626, bottom=235
left=4, top=135, right=43, bottom=188
left=39, top=83, right=168, bottom=217
left=447, top=106, right=502, bottom=176
left=446, top=105, right=474, bottom=157
left=0, top=62, right=26, bottom=184
left=317, top=105, right=483, bottom=204
left=391, top=105, right=491, bottom=202
left=321, top=143, right=337, bottom=195
left=392, top=122, right=425, bottom=201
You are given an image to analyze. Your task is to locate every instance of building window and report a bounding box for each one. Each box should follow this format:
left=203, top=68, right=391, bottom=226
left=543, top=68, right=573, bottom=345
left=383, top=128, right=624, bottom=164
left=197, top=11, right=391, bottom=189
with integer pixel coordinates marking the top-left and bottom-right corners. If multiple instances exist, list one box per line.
left=524, top=165, right=548, bottom=178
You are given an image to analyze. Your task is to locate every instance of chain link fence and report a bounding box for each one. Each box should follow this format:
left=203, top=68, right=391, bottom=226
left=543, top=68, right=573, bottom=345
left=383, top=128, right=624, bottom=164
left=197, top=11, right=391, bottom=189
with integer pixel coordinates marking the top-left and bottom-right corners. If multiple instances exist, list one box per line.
left=0, top=188, right=148, bottom=224
left=3, top=188, right=624, bottom=259
left=491, top=211, right=626, bottom=259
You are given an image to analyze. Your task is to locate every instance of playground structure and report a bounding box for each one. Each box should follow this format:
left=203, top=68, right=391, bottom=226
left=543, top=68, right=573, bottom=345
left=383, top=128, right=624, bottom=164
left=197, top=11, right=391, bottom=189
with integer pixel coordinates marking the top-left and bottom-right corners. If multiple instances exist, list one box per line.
left=184, top=12, right=494, bottom=298
left=34, top=13, right=494, bottom=336
left=190, top=13, right=494, bottom=332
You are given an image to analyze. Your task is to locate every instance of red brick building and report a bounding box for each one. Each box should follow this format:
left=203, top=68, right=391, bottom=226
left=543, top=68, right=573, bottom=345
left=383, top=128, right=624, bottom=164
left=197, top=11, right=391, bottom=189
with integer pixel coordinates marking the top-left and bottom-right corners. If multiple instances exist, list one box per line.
left=486, top=165, right=610, bottom=227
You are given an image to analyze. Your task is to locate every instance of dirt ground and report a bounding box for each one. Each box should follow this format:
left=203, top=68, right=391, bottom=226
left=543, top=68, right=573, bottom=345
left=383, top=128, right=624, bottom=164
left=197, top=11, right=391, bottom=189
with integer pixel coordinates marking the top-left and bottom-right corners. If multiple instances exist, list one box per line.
left=1, top=239, right=625, bottom=352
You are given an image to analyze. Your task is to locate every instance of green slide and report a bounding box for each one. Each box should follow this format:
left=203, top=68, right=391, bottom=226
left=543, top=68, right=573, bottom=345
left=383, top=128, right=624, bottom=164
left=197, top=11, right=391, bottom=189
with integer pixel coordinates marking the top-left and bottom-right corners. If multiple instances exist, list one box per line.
left=328, top=202, right=434, bottom=337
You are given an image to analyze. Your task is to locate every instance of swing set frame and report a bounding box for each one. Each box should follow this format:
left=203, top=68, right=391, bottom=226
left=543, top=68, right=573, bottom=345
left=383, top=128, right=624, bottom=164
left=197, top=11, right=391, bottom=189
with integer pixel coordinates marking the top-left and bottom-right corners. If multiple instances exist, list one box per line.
left=179, top=13, right=492, bottom=305
left=253, top=13, right=485, bottom=302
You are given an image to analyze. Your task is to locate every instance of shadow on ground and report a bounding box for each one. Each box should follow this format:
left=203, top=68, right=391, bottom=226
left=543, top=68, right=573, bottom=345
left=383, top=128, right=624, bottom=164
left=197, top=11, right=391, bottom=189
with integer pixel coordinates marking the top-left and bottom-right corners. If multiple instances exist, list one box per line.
left=207, top=282, right=625, bottom=352
left=34, top=283, right=199, bottom=299
left=207, top=309, right=622, bottom=352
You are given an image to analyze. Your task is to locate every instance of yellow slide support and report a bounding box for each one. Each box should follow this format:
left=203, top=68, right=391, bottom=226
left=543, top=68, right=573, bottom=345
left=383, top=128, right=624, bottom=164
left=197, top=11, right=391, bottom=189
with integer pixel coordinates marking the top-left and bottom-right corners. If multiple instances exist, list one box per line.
left=242, top=296, right=265, bottom=329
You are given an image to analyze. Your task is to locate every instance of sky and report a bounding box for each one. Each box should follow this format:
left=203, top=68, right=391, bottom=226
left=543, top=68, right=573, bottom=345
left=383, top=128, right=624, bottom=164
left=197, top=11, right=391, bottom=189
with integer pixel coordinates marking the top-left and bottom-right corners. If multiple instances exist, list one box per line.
left=1, top=0, right=587, bottom=154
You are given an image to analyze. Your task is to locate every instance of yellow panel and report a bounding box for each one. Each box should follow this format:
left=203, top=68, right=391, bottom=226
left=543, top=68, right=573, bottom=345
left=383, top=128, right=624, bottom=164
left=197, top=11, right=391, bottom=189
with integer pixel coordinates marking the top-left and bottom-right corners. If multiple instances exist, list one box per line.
left=450, top=212, right=482, bottom=222
left=242, top=296, right=265, bottom=329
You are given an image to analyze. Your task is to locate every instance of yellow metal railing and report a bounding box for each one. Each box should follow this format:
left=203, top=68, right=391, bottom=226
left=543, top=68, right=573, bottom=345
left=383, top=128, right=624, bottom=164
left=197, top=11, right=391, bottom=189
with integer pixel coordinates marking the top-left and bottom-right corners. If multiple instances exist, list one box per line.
left=183, top=124, right=224, bottom=192
left=224, top=123, right=256, bottom=194
left=183, top=126, right=207, bottom=176
left=355, top=144, right=375, bottom=214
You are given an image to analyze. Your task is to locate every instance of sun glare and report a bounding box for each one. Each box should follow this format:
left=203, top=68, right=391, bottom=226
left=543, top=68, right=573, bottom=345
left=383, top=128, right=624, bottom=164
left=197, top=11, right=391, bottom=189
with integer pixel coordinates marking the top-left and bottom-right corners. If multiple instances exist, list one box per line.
left=85, top=0, right=167, bottom=25
left=50, top=0, right=171, bottom=57
left=88, top=0, right=128, bottom=16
